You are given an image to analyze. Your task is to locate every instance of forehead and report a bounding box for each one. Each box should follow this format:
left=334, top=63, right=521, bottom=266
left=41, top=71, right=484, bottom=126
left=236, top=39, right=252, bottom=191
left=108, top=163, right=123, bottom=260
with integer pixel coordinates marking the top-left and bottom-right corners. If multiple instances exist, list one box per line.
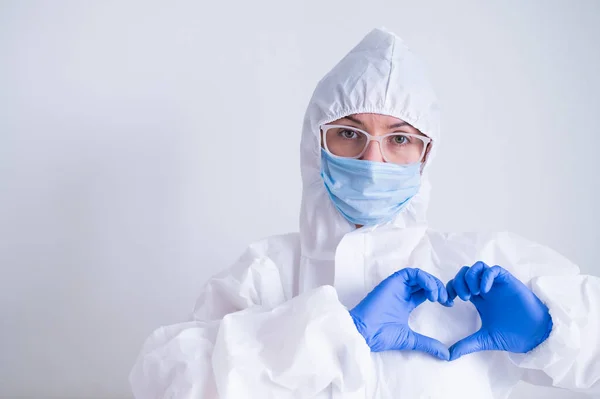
left=326, top=112, right=429, bottom=138
left=331, top=113, right=406, bottom=126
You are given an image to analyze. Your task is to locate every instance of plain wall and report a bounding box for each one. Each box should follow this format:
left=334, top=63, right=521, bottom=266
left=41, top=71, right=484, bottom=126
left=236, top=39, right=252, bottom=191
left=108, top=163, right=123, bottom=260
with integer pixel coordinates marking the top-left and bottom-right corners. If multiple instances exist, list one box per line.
left=1, top=0, right=598, bottom=398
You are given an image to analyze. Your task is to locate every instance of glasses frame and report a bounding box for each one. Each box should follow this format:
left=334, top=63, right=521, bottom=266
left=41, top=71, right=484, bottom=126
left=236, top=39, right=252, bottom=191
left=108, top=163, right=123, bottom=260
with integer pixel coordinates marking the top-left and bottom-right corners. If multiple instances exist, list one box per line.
left=320, top=124, right=432, bottom=164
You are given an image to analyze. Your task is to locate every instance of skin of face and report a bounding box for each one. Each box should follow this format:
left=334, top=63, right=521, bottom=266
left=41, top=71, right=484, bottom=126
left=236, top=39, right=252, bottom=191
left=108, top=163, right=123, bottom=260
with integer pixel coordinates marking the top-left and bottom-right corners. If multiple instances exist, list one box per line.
left=322, top=113, right=432, bottom=164
left=321, top=113, right=432, bottom=228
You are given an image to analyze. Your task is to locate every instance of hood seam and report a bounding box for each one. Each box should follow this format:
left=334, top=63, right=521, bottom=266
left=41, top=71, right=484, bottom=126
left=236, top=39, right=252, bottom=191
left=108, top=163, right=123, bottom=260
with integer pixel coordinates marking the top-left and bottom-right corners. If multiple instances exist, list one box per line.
left=383, top=36, right=396, bottom=107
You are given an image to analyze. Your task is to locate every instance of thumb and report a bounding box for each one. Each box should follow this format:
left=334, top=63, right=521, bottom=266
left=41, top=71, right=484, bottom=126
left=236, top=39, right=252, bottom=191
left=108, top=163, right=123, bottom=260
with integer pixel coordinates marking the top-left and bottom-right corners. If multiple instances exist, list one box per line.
left=449, top=329, right=492, bottom=361
left=408, top=330, right=450, bottom=361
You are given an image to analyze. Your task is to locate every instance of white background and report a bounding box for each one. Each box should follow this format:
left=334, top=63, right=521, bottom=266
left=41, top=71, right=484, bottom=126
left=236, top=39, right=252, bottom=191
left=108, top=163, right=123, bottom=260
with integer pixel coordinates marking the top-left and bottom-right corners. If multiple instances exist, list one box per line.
left=1, top=1, right=599, bottom=398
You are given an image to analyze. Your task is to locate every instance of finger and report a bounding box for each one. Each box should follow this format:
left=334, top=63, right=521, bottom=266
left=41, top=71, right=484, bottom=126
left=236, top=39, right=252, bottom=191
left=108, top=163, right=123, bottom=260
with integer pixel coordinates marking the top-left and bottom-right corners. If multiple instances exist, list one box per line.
left=409, top=330, right=450, bottom=361
left=449, top=329, right=491, bottom=361
left=411, top=289, right=428, bottom=307
left=465, top=261, right=487, bottom=296
left=452, top=266, right=471, bottom=301
left=410, top=284, right=424, bottom=294
left=405, top=268, right=439, bottom=302
left=446, top=279, right=457, bottom=303
left=424, top=279, right=437, bottom=302
left=480, top=265, right=507, bottom=294
left=433, top=275, right=449, bottom=305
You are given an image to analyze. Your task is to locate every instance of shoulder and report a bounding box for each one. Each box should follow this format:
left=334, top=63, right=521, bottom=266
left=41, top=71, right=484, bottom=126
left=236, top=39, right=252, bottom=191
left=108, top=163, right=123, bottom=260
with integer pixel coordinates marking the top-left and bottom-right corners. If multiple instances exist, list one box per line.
left=246, top=232, right=301, bottom=261
left=424, top=229, right=580, bottom=281
left=192, top=233, right=301, bottom=321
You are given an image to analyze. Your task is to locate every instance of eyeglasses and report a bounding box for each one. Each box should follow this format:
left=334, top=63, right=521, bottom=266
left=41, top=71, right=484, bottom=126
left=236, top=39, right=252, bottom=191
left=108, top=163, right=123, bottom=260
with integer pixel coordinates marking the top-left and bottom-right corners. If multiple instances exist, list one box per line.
left=320, top=124, right=431, bottom=164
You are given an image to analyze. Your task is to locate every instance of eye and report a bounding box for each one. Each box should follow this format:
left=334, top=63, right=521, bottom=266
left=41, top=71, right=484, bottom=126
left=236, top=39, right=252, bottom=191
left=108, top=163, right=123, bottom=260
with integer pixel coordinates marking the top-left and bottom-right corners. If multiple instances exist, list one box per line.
left=391, top=134, right=409, bottom=145
left=339, top=129, right=359, bottom=139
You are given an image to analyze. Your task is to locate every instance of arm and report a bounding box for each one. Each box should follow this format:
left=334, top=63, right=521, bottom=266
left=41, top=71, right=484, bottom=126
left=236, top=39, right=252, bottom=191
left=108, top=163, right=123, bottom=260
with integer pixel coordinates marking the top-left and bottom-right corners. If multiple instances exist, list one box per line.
left=509, top=274, right=600, bottom=396
left=445, top=231, right=600, bottom=396
left=129, top=245, right=374, bottom=399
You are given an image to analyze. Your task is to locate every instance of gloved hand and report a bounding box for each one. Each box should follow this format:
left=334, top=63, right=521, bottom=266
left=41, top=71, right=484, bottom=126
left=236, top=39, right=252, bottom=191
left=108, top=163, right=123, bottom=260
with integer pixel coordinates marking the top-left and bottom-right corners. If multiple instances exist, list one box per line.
left=349, top=268, right=452, bottom=360
left=446, top=261, right=553, bottom=361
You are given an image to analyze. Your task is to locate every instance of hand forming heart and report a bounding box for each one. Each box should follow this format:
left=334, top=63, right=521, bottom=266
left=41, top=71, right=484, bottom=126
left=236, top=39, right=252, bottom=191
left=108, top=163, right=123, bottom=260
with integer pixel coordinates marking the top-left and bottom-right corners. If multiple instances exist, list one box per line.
left=349, top=262, right=553, bottom=362
left=446, top=261, right=553, bottom=361
left=350, top=267, right=452, bottom=360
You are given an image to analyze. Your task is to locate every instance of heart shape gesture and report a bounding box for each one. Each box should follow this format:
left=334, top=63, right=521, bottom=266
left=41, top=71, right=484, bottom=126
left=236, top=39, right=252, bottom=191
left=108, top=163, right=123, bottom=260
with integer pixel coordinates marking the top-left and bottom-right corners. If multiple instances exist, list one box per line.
left=446, top=261, right=553, bottom=361
left=349, top=263, right=553, bottom=362
left=349, top=268, right=452, bottom=360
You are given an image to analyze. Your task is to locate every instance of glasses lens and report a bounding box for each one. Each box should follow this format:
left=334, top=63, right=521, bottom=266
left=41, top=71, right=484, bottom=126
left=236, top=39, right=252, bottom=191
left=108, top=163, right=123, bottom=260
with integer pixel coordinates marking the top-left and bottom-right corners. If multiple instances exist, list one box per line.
left=382, top=134, right=425, bottom=164
left=325, top=127, right=368, bottom=158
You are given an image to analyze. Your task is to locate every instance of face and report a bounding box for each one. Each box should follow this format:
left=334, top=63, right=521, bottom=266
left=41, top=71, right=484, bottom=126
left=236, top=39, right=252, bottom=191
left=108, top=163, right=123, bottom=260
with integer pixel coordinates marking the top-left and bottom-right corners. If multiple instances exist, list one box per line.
left=322, top=113, right=431, bottom=164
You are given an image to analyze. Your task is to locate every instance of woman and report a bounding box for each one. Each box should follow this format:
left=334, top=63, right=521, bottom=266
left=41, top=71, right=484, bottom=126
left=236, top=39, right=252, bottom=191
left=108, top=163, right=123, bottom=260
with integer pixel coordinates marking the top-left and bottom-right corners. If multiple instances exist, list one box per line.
left=130, top=28, right=600, bottom=398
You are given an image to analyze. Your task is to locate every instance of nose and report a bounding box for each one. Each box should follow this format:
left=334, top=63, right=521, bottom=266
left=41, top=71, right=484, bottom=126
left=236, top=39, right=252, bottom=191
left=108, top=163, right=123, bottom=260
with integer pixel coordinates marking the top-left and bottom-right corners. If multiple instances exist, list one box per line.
left=360, top=141, right=385, bottom=162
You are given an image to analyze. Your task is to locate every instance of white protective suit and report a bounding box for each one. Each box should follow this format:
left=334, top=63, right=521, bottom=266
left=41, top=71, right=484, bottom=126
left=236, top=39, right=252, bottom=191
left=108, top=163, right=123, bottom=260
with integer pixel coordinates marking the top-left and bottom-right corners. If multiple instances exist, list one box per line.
left=130, top=28, right=600, bottom=399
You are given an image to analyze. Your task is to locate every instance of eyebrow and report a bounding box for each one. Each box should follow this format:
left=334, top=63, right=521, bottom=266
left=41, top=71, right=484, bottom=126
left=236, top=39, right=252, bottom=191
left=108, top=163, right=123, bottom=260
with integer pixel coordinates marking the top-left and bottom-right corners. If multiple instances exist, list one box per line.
left=342, top=115, right=409, bottom=129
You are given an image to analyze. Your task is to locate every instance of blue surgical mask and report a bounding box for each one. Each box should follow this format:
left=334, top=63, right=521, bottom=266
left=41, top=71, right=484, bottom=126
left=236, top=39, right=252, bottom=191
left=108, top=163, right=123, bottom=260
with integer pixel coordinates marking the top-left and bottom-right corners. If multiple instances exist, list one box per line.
left=320, top=149, right=421, bottom=226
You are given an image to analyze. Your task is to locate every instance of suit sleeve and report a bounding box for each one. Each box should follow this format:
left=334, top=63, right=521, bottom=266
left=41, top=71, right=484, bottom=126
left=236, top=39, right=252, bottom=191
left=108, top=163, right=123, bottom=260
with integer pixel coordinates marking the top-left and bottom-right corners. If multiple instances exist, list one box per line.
left=129, top=245, right=374, bottom=399
left=492, top=232, right=600, bottom=396
left=510, top=274, right=600, bottom=396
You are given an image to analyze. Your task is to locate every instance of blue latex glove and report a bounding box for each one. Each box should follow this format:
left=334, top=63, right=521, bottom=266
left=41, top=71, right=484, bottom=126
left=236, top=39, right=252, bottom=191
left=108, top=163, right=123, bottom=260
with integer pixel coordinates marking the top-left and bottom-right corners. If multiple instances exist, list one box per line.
left=446, top=261, right=553, bottom=361
left=349, top=268, right=452, bottom=360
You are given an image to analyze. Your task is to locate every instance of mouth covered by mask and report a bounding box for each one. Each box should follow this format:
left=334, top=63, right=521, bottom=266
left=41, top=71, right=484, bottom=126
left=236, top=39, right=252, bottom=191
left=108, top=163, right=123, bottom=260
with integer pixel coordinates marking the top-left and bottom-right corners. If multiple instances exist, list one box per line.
left=320, top=149, right=421, bottom=226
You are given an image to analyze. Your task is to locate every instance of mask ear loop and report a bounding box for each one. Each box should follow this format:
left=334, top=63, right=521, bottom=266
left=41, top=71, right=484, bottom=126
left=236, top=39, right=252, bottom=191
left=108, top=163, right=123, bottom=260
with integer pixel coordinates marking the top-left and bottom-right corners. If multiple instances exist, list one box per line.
left=420, top=139, right=433, bottom=174
left=318, top=127, right=325, bottom=166
left=315, top=127, right=330, bottom=189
